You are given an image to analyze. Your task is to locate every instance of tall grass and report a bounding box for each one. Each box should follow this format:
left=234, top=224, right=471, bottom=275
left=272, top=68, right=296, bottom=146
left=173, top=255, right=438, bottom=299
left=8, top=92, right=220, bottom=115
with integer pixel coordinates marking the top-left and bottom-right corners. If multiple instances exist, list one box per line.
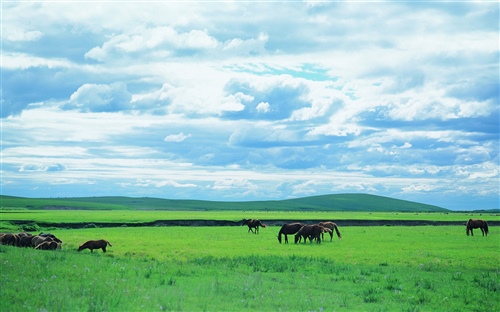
left=1, top=226, right=498, bottom=311
left=1, top=247, right=498, bottom=311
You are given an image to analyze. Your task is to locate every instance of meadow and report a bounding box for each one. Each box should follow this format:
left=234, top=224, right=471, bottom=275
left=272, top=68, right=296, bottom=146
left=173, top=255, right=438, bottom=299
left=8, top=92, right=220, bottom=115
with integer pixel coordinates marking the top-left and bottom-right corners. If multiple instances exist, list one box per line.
left=1, top=224, right=499, bottom=311
left=0, top=210, right=497, bottom=230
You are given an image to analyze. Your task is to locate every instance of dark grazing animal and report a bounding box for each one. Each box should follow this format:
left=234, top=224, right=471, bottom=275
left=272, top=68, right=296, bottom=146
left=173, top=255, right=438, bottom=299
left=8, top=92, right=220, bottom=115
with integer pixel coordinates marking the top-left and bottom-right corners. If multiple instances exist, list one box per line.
left=1, top=233, right=20, bottom=246
left=466, top=219, right=489, bottom=236
left=78, top=239, right=112, bottom=253
left=241, top=219, right=267, bottom=234
left=277, top=223, right=304, bottom=244
left=294, top=225, right=329, bottom=244
left=31, top=235, right=56, bottom=248
left=318, top=221, right=342, bottom=241
left=18, top=233, right=34, bottom=247
left=35, top=241, right=61, bottom=250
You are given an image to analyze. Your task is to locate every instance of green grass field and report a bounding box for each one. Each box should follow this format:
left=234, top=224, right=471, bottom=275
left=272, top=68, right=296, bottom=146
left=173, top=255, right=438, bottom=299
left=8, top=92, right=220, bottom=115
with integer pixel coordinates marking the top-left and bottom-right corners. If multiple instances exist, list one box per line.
left=1, top=209, right=497, bottom=227
left=1, top=195, right=498, bottom=311
left=0, top=193, right=452, bottom=212
left=1, top=225, right=499, bottom=311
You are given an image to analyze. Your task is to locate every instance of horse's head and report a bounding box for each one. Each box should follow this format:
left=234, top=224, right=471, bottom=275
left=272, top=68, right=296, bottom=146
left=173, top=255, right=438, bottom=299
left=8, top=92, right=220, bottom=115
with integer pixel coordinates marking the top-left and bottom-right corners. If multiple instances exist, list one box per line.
left=277, top=235, right=282, bottom=244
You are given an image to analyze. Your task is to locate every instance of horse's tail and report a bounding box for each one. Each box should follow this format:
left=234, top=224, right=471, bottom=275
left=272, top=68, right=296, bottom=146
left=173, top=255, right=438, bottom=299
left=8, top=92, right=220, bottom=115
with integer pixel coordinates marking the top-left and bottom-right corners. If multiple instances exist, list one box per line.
left=333, top=225, right=342, bottom=239
left=106, top=240, right=112, bottom=247
left=484, top=221, right=489, bottom=235
left=466, top=219, right=471, bottom=235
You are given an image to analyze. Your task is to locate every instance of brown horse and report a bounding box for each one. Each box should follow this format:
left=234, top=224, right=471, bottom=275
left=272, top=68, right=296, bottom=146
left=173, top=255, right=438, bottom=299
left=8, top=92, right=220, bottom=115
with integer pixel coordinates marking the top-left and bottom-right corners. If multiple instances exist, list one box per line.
left=318, top=221, right=342, bottom=241
left=35, top=241, right=61, bottom=250
left=277, top=223, right=304, bottom=244
left=241, top=219, right=267, bottom=234
left=78, top=239, right=112, bottom=253
left=466, top=219, right=489, bottom=236
left=294, top=225, right=329, bottom=244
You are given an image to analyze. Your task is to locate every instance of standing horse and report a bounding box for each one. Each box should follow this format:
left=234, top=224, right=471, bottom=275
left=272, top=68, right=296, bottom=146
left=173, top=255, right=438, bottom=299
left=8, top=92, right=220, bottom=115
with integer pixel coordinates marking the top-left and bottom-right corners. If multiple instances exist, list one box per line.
left=318, top=221, right=342, bottom=241
left=466, top=219, right=489, bottom=236
left=294, top=225, right=329, bottom=244
left=277, top=223, right=304, bottom=244
left=242, top=219, right=267, bottom=234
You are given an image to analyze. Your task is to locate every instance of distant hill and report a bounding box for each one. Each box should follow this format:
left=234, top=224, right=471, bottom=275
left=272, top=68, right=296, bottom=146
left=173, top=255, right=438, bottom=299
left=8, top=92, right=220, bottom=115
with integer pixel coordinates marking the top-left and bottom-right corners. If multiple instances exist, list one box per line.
left=0, top=193, right=449, bottom=212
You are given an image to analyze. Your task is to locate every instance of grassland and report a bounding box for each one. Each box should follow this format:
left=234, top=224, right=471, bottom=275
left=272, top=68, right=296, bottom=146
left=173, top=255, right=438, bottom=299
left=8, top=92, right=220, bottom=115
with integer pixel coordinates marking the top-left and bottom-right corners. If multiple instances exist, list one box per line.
left=0, top=193, right=450, bottom=212
left=1, top=226, right=498, bottom=311
left=1, top=194, right=498, bottom=311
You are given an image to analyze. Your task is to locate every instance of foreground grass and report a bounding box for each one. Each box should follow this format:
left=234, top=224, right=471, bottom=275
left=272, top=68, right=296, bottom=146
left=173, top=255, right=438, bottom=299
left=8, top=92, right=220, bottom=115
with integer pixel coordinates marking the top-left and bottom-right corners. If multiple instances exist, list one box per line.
left=1, top=226, right=499, bottom=311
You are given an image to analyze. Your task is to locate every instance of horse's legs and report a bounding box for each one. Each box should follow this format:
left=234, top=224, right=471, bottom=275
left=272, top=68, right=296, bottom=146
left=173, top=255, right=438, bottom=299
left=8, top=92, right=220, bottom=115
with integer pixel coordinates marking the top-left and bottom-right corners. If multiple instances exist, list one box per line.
left=471, top=229, right=474, bottom=236
left=102, top=247, right=107, bottom=252
left=480, top=227, right=485, bottom=236
left=284, top=234, right=288, bottom=244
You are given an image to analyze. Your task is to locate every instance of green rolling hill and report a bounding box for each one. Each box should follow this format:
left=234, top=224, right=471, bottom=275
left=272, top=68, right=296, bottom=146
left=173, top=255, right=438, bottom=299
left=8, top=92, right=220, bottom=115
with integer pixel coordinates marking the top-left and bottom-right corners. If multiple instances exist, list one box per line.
left=0, top=193, right=448, bottom=212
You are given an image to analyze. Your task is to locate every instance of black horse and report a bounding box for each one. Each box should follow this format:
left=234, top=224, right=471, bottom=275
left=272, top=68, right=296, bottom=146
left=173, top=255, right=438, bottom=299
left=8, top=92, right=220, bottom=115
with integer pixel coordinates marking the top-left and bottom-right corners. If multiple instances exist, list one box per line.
left=466, top=219, right=489, bottom=236
left=241, top=219, right=267, bottom=234
left=277, top=223, right=304, bottom=244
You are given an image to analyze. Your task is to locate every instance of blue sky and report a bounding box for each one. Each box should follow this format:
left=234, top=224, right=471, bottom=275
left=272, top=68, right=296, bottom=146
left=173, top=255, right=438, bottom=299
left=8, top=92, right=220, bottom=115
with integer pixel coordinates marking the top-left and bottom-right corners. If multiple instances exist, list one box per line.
left=2, top=1, right=499, bottom=210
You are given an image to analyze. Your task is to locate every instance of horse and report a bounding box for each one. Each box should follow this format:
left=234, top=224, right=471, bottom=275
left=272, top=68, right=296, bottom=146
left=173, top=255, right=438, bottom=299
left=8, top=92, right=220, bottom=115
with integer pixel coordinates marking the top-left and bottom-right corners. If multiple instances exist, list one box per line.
left=78, top=239, right=112, bottom=253
left=318, top=221, right=342, bottom=241
left=277, top=223, right=304, bottom=244
left=35, top=241, right=61, bottom=250
left=294, top=225, right=329, bottom=244
left=466, top=219, right=489, bottom=236
left=241, top=219, right=267, bottom=234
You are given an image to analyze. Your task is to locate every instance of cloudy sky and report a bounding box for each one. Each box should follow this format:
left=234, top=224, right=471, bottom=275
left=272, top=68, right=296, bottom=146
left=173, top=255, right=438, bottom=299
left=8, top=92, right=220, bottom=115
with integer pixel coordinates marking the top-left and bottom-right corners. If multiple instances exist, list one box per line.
left=2, top=1, right=499, bottom=210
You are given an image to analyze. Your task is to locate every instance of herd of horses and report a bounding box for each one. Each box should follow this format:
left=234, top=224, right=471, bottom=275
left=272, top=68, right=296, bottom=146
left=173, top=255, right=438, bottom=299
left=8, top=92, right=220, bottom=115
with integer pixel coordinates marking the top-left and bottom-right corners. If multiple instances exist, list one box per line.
left=0, top=232, right=113, bottom=253
left=243, top=218, right=491, bottom=243
left=243, top=218, right=343, bottom=244
left=0, top=218, right=490, bottom=252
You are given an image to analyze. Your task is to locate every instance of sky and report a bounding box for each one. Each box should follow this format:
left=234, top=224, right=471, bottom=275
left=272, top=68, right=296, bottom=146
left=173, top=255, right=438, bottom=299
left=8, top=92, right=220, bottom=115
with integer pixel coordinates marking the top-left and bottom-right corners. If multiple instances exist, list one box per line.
left=1, top=1, right=499, bottom=211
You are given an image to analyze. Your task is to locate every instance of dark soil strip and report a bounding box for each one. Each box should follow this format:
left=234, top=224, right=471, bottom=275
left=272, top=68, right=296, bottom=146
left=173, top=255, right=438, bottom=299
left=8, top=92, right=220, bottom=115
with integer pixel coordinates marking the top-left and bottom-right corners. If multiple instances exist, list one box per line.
left=10, top=219, right=500, bottom=229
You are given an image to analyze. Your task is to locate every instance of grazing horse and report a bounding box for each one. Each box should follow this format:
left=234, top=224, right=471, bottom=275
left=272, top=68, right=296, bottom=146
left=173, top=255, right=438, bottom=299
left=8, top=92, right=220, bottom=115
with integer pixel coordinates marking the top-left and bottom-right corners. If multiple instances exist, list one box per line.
left=35, top=241, right=61, bottom=250
left=78, top=239, right=112, bottom=253
left=294, top=225, right=329, bottom=244
left=277, top=223, right=304, bottom=244
left=318, top=221, right=342, bottom=241
left=466, top=219, right=489, bottom=236
left=241, top=219, right=267, bottom=234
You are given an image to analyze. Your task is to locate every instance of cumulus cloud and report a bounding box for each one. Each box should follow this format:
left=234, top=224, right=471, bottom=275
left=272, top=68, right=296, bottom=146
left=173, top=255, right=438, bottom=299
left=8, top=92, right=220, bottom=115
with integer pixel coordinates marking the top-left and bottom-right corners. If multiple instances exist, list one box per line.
left=85, top=26, right=218, bottom=61
left=65, top=82, right=132, bottom=112
left=256, top=102, right=270, bottom=113
left=2, top=2, right=498, bottom=210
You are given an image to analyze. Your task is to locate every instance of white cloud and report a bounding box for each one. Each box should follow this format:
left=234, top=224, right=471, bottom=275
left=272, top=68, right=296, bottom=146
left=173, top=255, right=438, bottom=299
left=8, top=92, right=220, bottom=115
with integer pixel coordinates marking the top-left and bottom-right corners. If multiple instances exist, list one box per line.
left=2, top=2, right=498, bottom=210
left=164, top=132, right=192, bottom=143
left=5, top=30, right=43, bottom=42
left=85, top=26, right=218, bottom=61
left=256, top=102, right=270, bottom=113
left=68, top=82, right=132, bottom=112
